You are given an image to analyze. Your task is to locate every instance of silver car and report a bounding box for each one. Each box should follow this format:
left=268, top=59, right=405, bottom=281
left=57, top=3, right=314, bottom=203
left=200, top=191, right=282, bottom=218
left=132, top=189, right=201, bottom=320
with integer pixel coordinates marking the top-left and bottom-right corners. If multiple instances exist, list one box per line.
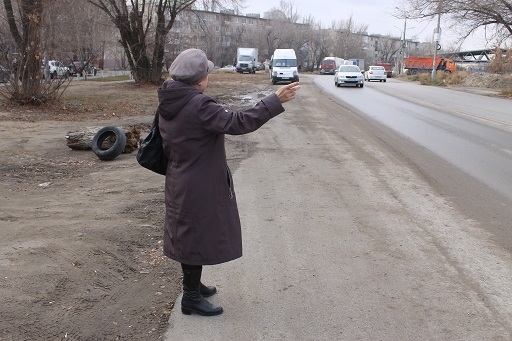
left=334, top=65, right=364, bottom=88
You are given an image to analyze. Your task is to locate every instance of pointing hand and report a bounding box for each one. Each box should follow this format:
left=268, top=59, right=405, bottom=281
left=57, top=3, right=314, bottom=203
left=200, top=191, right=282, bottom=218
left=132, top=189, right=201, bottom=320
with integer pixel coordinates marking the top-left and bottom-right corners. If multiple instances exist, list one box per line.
left=276, top=82, right=300, bottom=103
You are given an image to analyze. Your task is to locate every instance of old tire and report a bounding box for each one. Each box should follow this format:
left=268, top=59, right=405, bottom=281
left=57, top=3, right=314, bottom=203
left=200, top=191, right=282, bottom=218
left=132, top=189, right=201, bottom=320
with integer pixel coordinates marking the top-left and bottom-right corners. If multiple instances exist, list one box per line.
left=92, top=126, right=127, bottom=161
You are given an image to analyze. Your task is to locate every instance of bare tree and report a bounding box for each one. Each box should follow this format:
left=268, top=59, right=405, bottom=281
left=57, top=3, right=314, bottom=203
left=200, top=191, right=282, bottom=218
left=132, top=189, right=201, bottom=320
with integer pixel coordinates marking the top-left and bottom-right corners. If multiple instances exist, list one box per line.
left=488, top=47, right=512, bottom=73
left=3, top=0, right=45, bottom=103
left=0, top=10, right=14, bottom=65
left=87, top=0, right=176, bottom=83
left=88, top=0, right=245, bottom=84
left=47, top=1, right=113, bottom=67
left=300, top=16, right=329, bottom=70
left=199, top=0, right=245, bottom=12
left=277, top=0, right=300, bottom=23
left=264, top=2, right=306, bottom=52
left=330, top=15, right=368, bottom=60
left=377, top=37, right=401, bottom=63
left=402, top=0, right=512, bottom=46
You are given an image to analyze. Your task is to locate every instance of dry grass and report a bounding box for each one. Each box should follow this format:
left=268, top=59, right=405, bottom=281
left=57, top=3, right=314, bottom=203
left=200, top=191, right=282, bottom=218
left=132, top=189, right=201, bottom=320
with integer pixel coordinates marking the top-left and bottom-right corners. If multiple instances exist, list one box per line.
left=441, top=71, right=470, bottom=85
left=500, top=87, right=512, bottom=98
left=406, top=71, right=471, bottom=86
left=404, top=71, right=512, bottom=98
left=410, top=73, right=446, bottom=86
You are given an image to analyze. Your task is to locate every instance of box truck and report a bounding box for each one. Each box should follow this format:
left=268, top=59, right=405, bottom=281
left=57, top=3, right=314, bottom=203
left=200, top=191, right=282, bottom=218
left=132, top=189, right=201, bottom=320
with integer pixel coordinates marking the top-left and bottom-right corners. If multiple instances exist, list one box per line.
left=347, top=58, right=365, bottom=72
left=269, top=49, right=299, bottom=85
left=320, top=57, right=344, bottom=75
left=236, top=47, right=258, bottom=74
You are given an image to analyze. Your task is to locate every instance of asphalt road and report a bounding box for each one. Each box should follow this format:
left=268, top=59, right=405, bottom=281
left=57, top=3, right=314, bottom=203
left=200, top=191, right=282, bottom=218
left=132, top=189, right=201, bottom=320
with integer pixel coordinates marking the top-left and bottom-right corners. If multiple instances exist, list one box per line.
left=316, top=76, right=512, bottom=201
left=164, top=75, right=512, bottom=340
left=315, top=76, right=512, bottom=253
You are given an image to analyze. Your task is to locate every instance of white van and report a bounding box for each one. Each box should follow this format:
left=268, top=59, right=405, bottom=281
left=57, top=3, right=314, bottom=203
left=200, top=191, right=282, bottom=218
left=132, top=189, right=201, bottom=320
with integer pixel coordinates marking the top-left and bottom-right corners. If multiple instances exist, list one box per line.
left=269, top=49, right=299, bottom=85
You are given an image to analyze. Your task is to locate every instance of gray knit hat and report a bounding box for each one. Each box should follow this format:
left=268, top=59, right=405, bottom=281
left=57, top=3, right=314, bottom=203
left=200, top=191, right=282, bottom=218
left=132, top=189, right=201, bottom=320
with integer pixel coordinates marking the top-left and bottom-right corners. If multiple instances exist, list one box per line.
left=168, top=49, right=214, bottom=85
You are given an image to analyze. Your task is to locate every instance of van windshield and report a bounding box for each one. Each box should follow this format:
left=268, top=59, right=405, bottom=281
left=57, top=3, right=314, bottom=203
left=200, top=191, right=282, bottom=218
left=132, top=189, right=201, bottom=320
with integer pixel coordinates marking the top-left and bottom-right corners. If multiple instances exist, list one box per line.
left=239, top=56, right=253, bottom=61
left=273, top=59, right=297, bottom=67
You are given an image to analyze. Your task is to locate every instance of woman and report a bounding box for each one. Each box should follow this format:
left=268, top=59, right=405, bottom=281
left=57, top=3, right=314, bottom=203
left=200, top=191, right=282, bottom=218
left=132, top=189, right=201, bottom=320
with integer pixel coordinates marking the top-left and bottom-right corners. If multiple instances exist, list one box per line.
left=157, top=48, right=300, bottom=316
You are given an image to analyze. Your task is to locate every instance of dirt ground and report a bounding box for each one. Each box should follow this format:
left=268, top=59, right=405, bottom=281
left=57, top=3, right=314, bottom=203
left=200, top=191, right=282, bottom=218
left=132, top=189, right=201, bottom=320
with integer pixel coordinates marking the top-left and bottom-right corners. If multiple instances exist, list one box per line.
left=0, top=71, right=273, bottom=341
left=0, top=70, right=507, bottom=340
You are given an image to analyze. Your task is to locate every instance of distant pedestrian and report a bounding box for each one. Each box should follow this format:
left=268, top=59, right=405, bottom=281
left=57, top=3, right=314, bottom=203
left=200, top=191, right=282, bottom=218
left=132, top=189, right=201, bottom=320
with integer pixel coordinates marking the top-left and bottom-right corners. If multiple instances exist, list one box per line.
left=157, top=48, right=300, bottom=316
left=12, top=58, right=18, bottom=75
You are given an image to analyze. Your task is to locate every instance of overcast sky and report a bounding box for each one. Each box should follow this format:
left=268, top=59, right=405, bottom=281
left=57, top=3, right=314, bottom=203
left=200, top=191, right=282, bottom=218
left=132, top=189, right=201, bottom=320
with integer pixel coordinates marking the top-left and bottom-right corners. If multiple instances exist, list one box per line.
left=242, top=0, right=491, bottom=51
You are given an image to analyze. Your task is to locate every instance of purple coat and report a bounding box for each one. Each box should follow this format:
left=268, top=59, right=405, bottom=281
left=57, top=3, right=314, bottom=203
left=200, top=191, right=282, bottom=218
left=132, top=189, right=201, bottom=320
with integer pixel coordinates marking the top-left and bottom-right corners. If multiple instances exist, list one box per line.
left=157, top=80, right=285, bottom=265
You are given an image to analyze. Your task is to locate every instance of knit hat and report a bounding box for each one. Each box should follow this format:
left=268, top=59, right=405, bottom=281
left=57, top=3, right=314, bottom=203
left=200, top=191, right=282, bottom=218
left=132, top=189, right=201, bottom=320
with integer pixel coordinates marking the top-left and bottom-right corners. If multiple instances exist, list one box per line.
left=168, top=49, right=214, bottom=85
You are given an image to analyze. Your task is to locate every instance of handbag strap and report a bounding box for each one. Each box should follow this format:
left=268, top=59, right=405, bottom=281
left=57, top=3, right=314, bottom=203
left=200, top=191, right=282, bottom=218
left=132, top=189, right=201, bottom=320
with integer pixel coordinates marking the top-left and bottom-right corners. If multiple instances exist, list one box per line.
left=152, top=110, right=160, bottom=129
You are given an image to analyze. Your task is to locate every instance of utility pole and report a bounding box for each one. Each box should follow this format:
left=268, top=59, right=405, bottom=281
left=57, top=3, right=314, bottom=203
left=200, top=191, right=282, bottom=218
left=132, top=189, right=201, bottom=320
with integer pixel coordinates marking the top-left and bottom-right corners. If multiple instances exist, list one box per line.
left=400, top=18, right=407, bottom=75
left=431, top=11, right=441, bottom=78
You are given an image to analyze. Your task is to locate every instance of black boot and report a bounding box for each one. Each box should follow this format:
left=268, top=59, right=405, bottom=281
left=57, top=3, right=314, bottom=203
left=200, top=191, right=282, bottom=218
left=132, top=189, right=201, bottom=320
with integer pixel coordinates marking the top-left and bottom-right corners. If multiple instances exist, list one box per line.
left=200, top=282, right=217, bottom=298
left=181, top=267, right=223, bottom=316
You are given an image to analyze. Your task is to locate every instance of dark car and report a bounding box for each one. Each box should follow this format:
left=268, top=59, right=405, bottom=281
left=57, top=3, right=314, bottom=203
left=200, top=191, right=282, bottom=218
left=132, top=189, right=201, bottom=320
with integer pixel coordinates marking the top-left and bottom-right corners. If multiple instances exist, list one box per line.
left=68, top=61, right=97, bottom=77
left=255, top=62, right=265, bottom=71
left=0, top=65, right=10, bottom=83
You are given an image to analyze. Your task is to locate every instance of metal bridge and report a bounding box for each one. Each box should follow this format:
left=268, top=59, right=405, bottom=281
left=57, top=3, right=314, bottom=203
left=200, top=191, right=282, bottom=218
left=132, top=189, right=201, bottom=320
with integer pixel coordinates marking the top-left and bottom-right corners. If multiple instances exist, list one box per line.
left=440, top=48, right=507, bottom=62
left=438, top=48, right=508, bottom=71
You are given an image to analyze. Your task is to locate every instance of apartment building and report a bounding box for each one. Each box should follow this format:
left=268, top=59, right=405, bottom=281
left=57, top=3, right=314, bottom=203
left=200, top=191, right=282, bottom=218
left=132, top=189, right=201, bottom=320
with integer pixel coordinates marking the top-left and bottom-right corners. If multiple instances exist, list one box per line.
left=168, top=9, right=269, bottom=67
left=165, top=8, right=421, bottom=70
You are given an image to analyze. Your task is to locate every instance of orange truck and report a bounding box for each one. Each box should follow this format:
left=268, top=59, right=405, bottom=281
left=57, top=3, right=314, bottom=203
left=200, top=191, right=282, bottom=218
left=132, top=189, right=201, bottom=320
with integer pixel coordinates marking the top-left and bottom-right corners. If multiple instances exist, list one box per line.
left=404, top=56, right=457, bottom=75
left=375, top=62, right=393, bottom=78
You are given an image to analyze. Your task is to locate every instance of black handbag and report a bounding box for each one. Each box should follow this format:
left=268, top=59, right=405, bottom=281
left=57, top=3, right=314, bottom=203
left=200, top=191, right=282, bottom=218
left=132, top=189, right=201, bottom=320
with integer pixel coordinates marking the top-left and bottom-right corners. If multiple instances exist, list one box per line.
left=136, top=110, right=168, bottom=175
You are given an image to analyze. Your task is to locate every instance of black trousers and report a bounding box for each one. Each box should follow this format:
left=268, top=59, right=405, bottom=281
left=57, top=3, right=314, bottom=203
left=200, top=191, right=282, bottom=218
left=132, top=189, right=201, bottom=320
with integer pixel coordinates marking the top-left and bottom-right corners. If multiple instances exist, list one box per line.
left=181, top=263, right=202, bottom=271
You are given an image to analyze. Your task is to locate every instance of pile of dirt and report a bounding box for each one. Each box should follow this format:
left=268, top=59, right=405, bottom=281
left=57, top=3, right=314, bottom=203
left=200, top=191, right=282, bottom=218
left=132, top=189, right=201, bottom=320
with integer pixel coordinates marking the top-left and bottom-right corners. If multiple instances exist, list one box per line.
left=459, top=72, right=512, bottom=89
